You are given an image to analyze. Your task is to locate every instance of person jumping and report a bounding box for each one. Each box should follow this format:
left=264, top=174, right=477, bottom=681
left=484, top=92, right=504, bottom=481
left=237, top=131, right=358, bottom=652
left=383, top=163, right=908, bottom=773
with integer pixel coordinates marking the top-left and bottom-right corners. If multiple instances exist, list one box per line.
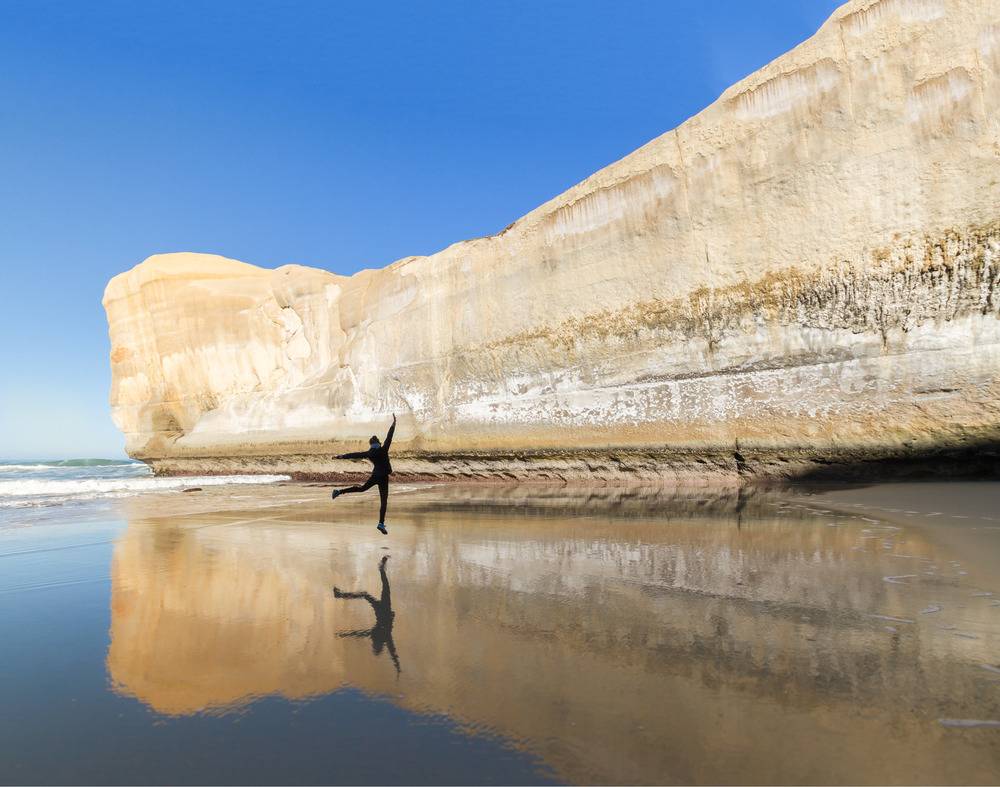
left=331, top=413, right=396, bottom=534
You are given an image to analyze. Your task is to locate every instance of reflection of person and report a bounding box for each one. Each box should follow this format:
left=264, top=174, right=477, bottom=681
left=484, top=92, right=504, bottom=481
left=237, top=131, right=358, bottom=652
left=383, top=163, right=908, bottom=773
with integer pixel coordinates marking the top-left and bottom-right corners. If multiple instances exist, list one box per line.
left=331, top=414, right=396, bottom=535
left=334, top=556, right=400, bottom=673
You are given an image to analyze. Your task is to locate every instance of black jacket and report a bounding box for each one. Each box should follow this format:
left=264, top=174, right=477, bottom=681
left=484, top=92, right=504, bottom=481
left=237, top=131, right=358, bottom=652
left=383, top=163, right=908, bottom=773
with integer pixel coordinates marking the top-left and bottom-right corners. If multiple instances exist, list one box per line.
left=338, top=420, right=395, bottom=476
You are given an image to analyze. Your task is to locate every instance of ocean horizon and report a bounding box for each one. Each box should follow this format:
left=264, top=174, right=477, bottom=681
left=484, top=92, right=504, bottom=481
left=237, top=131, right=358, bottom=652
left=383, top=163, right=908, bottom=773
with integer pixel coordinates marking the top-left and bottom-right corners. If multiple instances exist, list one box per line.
left=0, top=458, right=289, bottom=511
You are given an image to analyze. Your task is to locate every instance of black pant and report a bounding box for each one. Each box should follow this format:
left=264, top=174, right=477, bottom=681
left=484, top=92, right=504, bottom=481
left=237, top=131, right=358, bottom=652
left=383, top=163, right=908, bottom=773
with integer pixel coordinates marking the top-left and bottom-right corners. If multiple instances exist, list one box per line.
left=338, top=474, right=389, bottom=522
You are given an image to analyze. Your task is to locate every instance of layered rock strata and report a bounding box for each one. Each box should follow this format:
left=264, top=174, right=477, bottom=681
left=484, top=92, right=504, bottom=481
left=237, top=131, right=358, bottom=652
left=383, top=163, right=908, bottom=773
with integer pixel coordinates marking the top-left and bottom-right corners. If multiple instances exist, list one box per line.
left=104, top=0, right=1000, bottom=480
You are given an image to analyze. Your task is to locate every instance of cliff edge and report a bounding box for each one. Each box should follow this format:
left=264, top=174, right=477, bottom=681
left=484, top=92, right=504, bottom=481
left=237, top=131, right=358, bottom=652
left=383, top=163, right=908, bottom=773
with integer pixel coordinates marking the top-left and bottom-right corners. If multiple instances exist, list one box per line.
left=104, top=0, right=1000, bottom=481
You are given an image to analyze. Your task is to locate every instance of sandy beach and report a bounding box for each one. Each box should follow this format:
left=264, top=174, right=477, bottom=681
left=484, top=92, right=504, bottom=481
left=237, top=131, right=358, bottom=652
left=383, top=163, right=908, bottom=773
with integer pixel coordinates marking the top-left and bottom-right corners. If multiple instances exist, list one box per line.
left=6, top=0, right=1000, bottom=784
left=2, top=480, right=999, bottom=784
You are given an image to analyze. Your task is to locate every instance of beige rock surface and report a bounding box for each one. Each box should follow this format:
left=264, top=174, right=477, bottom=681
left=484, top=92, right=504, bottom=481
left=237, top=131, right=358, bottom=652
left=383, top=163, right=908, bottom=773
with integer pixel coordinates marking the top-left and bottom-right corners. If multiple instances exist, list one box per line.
left=104, top=0, right=1000, bottom=480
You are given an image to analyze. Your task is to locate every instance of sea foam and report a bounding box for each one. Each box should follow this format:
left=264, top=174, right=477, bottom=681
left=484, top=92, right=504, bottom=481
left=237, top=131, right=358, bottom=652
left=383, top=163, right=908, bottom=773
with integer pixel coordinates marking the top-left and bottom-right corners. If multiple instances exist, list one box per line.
left=0, top=460, right=289, bottom=509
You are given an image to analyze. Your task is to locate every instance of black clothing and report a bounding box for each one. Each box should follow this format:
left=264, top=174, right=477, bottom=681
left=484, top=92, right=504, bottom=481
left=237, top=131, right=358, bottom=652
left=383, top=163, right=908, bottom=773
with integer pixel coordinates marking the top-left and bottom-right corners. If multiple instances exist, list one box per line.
left=333, top=419, right=395, bottom=523
left=339, top=474, right=388, bottom=523
left=337, top=420, right=394, bottom=476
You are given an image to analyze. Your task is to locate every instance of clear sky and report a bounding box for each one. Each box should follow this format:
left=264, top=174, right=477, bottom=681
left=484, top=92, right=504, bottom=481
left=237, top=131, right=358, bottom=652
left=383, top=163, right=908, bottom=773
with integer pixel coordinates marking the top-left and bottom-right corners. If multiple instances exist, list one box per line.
left=0, top=0, right=841, bottom=459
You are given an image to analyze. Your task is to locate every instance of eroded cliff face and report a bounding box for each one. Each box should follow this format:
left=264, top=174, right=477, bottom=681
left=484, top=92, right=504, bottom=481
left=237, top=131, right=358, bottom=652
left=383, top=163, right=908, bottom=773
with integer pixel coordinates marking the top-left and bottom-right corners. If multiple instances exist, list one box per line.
left=104, top=0, right=1000, bottom=480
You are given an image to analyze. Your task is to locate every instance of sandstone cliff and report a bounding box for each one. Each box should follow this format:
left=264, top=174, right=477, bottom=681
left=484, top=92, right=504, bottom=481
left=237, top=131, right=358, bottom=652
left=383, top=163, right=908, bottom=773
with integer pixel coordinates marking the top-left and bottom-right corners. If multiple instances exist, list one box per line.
left=104, top=0, right=1000, bottom=480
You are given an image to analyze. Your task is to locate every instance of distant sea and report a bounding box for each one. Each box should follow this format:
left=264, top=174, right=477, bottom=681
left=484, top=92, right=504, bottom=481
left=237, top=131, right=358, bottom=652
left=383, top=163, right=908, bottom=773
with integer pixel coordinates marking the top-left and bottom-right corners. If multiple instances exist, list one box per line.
left=0, top=459, right=289, bottom=510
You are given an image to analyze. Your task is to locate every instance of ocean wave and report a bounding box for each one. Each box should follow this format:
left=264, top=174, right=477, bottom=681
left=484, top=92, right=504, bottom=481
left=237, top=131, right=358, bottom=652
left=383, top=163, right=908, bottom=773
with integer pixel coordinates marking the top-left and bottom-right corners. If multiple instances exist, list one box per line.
left=0, top=459, right=141, bottom=471
left=0, top=474, right=291, bottom=507
left=41, top=458, right=139, bottom=467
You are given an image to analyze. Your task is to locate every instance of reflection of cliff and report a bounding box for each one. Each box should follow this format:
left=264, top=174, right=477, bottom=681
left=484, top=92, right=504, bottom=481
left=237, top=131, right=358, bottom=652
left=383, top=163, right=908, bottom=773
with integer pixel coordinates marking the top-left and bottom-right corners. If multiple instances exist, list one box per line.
left=108, top=499, right=1000, bottom=784
left=108, top=522, right=355, bottom=714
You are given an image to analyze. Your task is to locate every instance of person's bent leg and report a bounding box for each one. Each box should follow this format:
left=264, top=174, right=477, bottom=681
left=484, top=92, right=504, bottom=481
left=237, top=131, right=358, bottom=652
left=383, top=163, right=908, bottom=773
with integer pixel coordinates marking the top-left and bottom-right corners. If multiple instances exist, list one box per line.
left=333, top=476, right=377, bottom=498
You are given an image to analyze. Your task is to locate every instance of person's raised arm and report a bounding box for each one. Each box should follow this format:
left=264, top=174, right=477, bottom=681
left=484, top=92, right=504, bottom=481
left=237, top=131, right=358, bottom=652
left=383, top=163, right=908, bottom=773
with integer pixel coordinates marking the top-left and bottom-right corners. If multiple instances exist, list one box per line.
left=383, top=413, right=397, bottom=450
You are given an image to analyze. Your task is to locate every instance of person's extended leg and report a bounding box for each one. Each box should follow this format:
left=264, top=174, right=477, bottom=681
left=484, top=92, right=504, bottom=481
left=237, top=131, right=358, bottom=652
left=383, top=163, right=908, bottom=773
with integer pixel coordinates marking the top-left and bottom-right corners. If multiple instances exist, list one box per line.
left=332, top=475, right=377, bottom=499
left=376, top=477, right=389, bottom=534
left=378, top=557, right=391, bottom=607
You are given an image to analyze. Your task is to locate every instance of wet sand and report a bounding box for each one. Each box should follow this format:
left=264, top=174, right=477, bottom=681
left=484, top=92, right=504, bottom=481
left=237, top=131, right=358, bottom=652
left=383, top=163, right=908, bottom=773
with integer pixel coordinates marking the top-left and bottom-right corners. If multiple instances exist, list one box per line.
left=2, top=481, right=999, bottom=784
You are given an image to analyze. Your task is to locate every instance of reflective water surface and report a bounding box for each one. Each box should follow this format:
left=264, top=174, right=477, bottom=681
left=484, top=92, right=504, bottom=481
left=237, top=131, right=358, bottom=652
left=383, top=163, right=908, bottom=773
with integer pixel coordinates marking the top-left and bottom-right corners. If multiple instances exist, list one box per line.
left=3, top=483, right=1000, bottom=784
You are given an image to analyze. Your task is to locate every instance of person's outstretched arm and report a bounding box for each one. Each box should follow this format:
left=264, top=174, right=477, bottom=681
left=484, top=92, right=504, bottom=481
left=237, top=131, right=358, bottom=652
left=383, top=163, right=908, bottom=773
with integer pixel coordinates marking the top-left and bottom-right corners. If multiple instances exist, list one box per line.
left=337, top=451, right=369, bottom=460
left=383, top=413, right=397, bottom=450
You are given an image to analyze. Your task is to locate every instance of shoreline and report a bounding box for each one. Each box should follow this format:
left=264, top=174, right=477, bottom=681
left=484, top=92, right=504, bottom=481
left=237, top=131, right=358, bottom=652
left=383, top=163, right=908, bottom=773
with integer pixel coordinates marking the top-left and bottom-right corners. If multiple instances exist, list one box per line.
left=133, top=438, right=1000, bottom=486
left=7, top=468, right=999, bottom=529
left=108, top=475, right=1000, bottom=523
left=6, top=476, right=999, bottom=784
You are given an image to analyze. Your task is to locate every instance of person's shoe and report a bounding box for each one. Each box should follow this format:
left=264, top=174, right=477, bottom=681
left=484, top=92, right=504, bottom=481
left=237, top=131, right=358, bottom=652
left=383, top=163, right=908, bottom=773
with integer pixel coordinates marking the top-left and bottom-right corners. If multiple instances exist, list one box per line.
left=377, top=523, right=388, bottom=535
left=331, top=490, right=340, bottom=500
left=333, top=586, right=342, bottom=597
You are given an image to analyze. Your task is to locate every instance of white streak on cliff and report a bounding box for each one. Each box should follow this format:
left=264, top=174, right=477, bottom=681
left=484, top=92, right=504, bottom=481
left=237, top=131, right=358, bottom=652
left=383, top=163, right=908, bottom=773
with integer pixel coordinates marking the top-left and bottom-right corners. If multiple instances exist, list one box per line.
left=103, top=0, right=1000, bottom=478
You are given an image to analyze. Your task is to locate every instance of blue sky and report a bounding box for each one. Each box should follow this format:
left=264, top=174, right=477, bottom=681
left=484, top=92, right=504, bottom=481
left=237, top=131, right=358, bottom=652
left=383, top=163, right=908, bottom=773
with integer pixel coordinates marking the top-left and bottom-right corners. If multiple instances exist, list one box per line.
left=0, top=0, right=841, bottom=459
